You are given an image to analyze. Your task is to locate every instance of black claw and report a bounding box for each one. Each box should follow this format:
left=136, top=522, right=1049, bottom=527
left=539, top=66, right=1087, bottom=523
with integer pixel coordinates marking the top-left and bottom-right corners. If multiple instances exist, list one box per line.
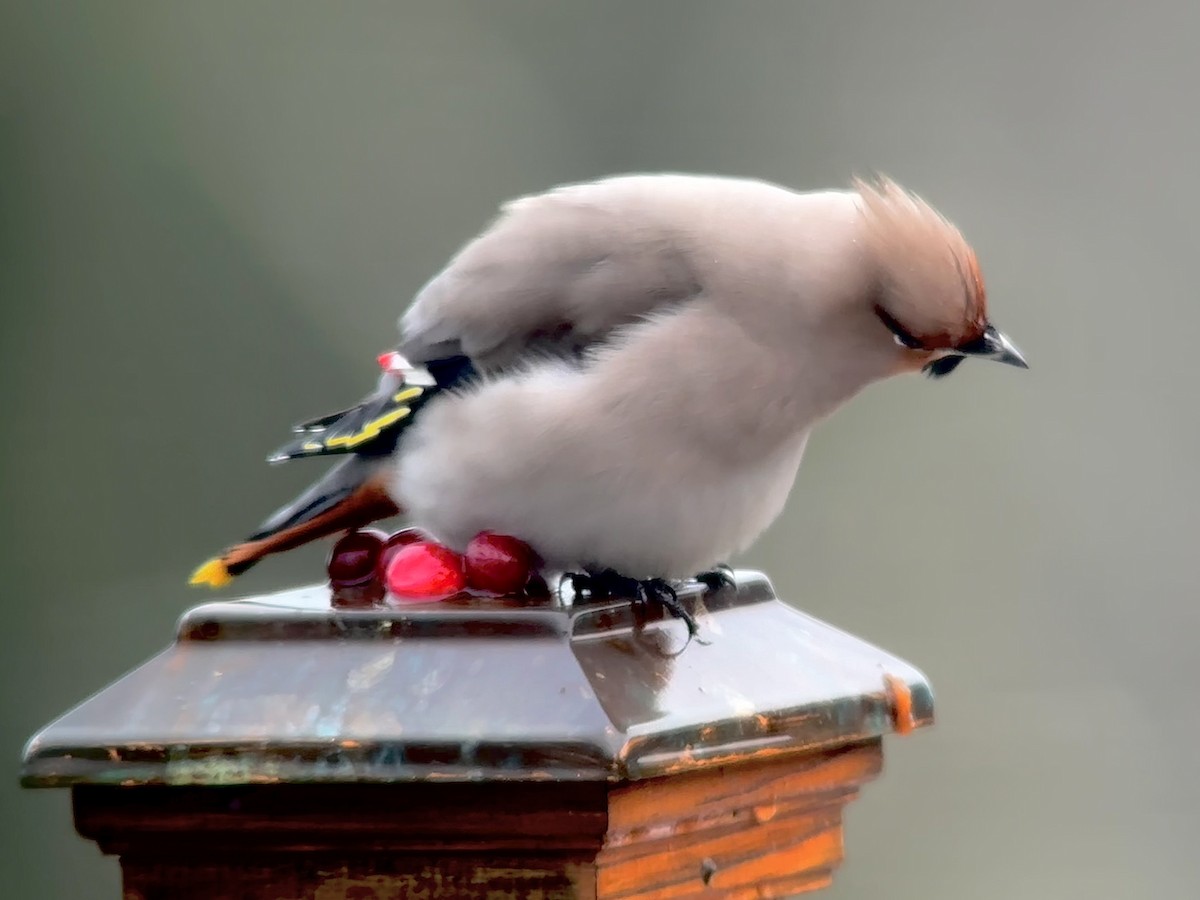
left=694, top=564, right=736, bottom=593
left=640, top=578, right=698, bottom=637
left=563, top=570, right=698, bottom=636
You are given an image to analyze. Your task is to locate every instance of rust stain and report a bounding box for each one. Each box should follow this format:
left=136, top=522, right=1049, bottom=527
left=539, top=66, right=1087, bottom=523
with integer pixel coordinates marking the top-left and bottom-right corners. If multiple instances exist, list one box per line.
left=644, top=740, right=797, bottom=777
left=883, top=674, right=915, bottom=735
left=752, top=802, right=777, bottom=824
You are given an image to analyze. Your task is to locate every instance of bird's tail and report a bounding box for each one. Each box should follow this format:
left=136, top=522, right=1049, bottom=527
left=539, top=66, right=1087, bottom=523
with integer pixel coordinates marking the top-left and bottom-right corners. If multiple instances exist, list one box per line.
left=189, top=353, right=474, bottom=587
left=190, top=456, right=400, bottom=588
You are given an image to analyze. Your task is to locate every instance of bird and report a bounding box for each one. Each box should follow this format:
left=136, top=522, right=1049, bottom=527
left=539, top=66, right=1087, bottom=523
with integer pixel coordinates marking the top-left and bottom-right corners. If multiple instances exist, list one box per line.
left=190, top=173, right=1027, bottom=626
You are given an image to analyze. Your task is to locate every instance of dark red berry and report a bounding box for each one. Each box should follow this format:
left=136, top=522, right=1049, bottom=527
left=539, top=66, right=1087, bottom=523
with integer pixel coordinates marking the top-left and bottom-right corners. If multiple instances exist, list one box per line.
left=384, top=542, right=466, bottom=600
left=327, top=529, right=387, bottom=586
left=463, top=532, right=539, bottom=595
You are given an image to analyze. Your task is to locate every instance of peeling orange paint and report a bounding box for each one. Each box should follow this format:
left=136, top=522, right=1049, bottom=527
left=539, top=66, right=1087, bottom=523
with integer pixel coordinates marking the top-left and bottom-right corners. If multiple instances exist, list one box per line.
left=883, top=675, right=915, bottom=735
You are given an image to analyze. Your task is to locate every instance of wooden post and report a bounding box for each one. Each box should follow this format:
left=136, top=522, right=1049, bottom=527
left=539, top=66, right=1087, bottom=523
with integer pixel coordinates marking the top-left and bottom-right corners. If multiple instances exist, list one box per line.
left=22, top=571, right=932, bottom=899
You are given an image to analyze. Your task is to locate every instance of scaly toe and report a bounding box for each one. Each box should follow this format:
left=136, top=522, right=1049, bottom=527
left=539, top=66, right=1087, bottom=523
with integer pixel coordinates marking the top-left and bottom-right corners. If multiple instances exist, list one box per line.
left=694, top=564, right=736, bottom=593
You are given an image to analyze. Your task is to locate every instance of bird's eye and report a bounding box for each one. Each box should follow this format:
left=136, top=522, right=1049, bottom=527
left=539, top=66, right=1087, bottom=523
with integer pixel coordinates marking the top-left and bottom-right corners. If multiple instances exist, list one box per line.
left=874, top=305, right=923, bottom=350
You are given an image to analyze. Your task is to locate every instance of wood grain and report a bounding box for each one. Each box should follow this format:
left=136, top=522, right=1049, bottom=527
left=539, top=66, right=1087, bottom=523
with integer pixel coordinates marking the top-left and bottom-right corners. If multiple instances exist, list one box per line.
left=120, top=856, right=597, bottom=900
left=597, top=740, right=882, bottom=899
left=74, top=782, right=609, bottom=856
left=73, top=740, right=883, bottom=899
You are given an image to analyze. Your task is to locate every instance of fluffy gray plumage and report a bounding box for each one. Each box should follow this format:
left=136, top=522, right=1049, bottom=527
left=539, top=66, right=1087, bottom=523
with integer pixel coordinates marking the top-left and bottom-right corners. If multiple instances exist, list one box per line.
left=385, top=173, right=1016, bottom=577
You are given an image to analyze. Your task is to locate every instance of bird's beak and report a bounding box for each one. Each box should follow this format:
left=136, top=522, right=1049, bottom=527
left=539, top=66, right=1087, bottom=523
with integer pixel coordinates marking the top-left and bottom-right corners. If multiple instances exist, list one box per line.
left=960, top=324, right=1028, bottom=369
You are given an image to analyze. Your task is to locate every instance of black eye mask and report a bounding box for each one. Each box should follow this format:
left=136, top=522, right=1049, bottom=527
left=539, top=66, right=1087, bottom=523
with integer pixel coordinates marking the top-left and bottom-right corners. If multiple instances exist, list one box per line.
left=922, top=355, right=965, bottom=379
left=873, top=305, right=923, bottom=350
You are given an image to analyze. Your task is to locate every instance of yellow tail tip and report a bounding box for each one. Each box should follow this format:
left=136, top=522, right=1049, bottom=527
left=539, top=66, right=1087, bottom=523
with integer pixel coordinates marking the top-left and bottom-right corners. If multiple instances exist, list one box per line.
left=190, top=557, right=234, bottom=588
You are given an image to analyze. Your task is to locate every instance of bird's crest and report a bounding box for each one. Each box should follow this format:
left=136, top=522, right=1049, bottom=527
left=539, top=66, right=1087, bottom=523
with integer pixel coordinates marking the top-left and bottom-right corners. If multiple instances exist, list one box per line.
left=854, top=175, right=988, bottom=350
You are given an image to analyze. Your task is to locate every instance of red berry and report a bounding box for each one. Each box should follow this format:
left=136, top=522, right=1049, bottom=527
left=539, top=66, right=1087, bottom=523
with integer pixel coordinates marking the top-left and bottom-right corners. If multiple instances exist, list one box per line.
left=327, top=529, right=387, bottom=586
left=377, top=527, right=429, bottom=579
left=384, top=542, right=466, bottom=601
left=464, top=532, right=538, bottom=595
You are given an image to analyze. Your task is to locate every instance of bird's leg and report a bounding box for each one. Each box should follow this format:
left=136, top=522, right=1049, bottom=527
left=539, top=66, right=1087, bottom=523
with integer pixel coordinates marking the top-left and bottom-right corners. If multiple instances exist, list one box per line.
left=694, top=563, right=736, bottom=593
left=564, top=569, right=698, bottom=637
left=564, top=568, right=642, bottom=602
left=639, top=578, right=698, bottom=637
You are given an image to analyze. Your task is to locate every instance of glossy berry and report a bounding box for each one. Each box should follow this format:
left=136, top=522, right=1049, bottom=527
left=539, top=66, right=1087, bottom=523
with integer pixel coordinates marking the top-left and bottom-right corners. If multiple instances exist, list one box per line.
left=377, top=527, right=429, bottom=579
left=326, top=529, right=387, bottom=586
left=384, top=542, right=466, bottom=601
left=464, top=532, right=538, bottom=595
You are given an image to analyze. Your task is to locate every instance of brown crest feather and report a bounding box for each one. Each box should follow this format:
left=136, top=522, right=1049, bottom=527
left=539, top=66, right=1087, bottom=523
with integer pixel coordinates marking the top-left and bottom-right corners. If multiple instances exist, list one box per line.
left=854, top=175, right=987, bottom=349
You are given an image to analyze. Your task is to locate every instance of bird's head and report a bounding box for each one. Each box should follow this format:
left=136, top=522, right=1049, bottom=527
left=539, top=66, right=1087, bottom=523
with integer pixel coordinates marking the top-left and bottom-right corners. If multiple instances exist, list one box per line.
left=854, top=176, right=1027, bottom=379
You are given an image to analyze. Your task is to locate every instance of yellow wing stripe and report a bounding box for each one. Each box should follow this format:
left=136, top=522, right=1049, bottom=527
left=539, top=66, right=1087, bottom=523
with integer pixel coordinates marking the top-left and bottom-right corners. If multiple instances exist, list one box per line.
left=291, top=387, right=425, bottom=455
left=322, top=406, right=413, bottom=450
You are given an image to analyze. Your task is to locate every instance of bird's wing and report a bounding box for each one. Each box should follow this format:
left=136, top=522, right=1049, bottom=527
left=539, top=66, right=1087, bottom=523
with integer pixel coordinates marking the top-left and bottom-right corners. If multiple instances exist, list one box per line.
left=268, top=382, right=432, bottom=463
left=270, top=353, right=479, bottom=464
left=291, top=404, right=366, bottom=434
left=399, top=176, right=706, bottom=370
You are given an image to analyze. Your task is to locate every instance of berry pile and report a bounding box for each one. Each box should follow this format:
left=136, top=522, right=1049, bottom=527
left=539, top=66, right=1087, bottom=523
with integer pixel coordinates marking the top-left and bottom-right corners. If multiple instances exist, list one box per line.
left=327, top=529, right=542, bottom=604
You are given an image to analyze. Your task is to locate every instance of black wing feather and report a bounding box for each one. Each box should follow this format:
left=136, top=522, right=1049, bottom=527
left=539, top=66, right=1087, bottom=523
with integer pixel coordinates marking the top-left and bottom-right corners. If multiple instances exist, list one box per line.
left=268, top=355, right=477, bottom=463
left=291, top=405, right=367, bottom=434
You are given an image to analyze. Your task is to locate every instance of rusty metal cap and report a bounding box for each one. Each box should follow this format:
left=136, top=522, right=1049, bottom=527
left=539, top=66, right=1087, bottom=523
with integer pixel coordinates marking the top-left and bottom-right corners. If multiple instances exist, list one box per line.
left=21, top=570, right=932, bottom=787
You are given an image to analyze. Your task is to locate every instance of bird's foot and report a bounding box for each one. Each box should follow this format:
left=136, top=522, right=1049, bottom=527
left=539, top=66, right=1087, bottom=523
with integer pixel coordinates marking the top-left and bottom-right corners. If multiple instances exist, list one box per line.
left=640, top=577, right=698, bottom=637
left=694, top=564, right=736, bottom=593
left=563, top=568, right=639, bottom=601
left=564, top=569, right=698, bottom=637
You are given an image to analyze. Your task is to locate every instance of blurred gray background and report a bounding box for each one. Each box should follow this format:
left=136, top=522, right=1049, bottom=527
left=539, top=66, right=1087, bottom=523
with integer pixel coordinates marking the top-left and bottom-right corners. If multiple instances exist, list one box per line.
left=3, top=1, right=1196, bottom=897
